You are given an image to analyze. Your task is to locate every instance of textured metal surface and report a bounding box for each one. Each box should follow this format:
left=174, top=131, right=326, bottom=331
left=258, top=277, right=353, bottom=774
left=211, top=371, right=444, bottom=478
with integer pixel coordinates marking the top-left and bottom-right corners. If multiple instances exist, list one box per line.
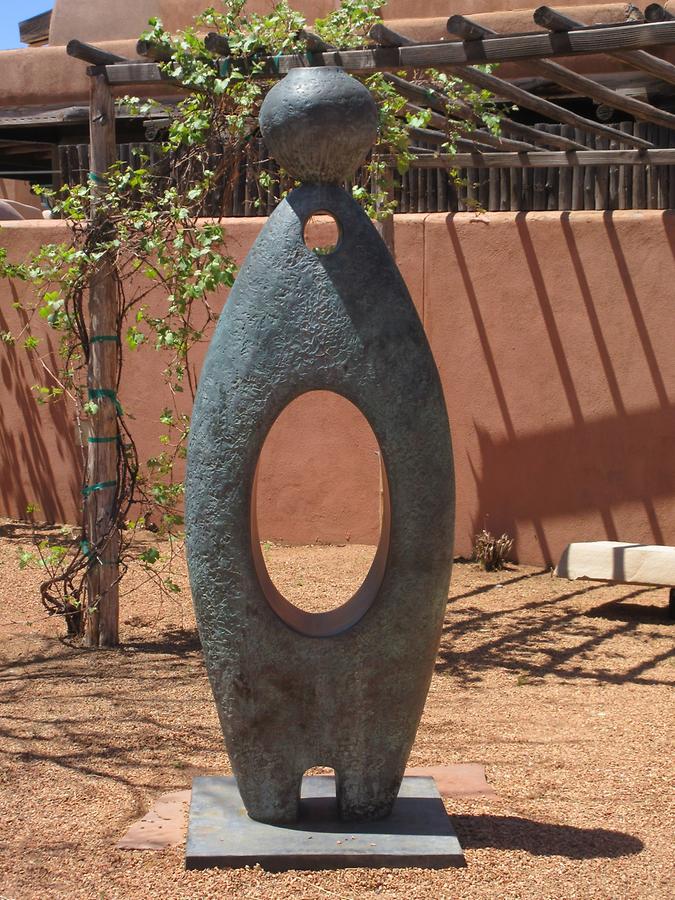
left=186, top=776, right=464, bottom=871
left=259, top=67, right=378, bottom=183
left=185, top=68, right=455, bottom=826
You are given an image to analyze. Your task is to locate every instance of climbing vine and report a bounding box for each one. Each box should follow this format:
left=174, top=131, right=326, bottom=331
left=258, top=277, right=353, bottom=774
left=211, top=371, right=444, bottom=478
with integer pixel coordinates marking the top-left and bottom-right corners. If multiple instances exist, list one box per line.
left=0, top=0, right=503, bottom=639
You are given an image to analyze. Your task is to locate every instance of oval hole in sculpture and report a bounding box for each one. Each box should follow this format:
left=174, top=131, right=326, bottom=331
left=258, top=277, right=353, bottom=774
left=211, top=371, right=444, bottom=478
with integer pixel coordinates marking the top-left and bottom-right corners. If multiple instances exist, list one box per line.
left=252, top=391, right=390, bottom=638
left=303, top=211, right=341, bottom=256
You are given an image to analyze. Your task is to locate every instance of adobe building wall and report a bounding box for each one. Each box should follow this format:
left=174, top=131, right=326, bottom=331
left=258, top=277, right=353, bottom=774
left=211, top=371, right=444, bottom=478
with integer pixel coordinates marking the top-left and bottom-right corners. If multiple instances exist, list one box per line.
left=1, top=210, right=674, bottom=566
left=0, top=181, right=42, bottom=220
left=49, top=0, right=636, bottom=45
left=2, top=3, right=655, bottom=108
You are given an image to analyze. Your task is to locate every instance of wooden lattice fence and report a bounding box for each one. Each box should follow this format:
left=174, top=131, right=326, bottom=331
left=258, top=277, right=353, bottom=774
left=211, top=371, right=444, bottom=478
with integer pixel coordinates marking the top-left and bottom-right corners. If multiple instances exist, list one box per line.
left=58, top=120, right=675, bottom=214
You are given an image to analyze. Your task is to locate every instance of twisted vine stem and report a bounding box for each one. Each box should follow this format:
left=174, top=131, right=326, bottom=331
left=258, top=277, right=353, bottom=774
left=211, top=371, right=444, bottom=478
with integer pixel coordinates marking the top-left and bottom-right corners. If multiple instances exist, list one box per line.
left=0, top=0, right=502, bottom=638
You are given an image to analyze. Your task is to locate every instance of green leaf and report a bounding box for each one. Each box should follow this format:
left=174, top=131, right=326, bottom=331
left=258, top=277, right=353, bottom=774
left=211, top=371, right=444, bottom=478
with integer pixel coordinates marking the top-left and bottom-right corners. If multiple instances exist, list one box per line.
left=140, top=547, right=160, bottom=564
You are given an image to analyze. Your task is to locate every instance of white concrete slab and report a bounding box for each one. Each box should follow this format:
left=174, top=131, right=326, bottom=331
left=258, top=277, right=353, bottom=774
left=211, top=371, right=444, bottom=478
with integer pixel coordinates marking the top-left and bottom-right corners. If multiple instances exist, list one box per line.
left=556, top=541, right=675, bottom=587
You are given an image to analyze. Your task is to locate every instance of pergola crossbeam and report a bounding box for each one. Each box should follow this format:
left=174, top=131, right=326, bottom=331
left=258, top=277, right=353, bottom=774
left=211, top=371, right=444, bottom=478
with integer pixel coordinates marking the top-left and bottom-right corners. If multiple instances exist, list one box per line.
left=382, top=70, right=587, bottom=150
left=533, top=6, right=675, bottom=86
left=400, top=20, right=675, bottom=66
left=448, top=15, right=675, bottom=132
left=67, top=40, right=129, bottom=67
left=408, top=148, right=675, bottom=168
left=124, top=20, right=675, bottom=78
left=371, top=23, right=652, bottom=148
left=77, top=13, right=675, bottom=167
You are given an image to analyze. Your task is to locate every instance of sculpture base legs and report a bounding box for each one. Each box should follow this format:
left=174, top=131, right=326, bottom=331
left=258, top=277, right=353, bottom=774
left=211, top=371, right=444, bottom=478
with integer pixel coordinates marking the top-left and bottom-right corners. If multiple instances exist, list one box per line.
left=185, top=775, right=465, bottom=871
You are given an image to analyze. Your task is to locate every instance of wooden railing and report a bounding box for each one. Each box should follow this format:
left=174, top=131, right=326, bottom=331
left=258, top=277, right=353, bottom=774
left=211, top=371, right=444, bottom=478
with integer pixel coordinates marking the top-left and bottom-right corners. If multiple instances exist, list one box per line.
left=58, top=120, right=675, bottom=215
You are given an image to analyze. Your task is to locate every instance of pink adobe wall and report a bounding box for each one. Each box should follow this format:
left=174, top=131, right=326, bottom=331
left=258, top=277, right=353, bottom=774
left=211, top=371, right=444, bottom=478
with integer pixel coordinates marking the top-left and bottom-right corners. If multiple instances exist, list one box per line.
left=49, top=0, right=639, bottom=44
left=424, top=210, right=675, bottom=565
left=1, top=3, right=653, bottom=108
left=49, top=0, right=158, bottom=46
left=0, top=222, right=83, bottom=525
left=1, top=210, right=675, bottom=566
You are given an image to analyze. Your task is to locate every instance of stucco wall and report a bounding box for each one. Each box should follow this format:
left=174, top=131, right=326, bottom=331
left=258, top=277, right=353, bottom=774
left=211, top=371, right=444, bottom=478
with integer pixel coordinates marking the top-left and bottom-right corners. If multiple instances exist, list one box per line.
left=1, top=210, right=674, bottom=565
left=49, top=0, right=639, bottom=44
left=2, top=3, right=654, bottom=108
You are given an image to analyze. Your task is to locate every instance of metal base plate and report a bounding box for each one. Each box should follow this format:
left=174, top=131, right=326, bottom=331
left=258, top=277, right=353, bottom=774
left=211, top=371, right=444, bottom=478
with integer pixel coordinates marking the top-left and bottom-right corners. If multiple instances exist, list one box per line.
left=186, top=775, right=465, bottom=871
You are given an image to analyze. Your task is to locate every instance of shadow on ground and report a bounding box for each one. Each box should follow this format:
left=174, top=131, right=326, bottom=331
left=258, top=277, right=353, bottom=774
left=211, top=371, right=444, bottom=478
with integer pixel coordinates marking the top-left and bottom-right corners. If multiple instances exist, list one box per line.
left=127, top=627, right=202, bottom=655
left=439, top=569, right=674, bottom=687
left=0, top=625, right=215, bottom=793
left=453, top=813, right=643, bottom=859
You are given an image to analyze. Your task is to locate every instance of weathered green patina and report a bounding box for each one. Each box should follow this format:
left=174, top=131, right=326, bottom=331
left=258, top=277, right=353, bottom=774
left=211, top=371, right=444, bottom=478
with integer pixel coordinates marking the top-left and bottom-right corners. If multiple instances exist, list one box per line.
left=185, top=67, right=455, bottom=825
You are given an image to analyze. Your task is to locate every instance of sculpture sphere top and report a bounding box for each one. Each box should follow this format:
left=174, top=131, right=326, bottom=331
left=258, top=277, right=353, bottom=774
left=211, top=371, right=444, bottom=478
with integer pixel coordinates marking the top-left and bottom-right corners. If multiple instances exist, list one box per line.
left=259, top=67, right=379, bottom=184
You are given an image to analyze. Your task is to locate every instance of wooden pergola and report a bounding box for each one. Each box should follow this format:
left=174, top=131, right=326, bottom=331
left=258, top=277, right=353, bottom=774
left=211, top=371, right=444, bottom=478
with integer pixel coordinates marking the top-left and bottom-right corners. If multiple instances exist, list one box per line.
left=59, top=4, right=675, bottom=215
left=76, top=8, right=675, bottom=152
left=41, top=5, right=675, bottom=645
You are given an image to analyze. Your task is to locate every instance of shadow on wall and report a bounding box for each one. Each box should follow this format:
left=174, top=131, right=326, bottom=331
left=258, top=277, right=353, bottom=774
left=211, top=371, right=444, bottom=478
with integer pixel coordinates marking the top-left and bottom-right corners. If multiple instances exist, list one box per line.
left=444, top=210, right=675, bottom=565
left=471, top=404, right=675, bottom=564
left=0, top=281, right=81, bottom=523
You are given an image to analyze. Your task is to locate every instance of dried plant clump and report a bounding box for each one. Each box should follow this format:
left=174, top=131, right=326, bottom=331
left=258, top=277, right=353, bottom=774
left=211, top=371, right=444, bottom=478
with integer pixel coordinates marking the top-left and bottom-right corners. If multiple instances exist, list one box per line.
left=472, top=529, right=514, bottom=571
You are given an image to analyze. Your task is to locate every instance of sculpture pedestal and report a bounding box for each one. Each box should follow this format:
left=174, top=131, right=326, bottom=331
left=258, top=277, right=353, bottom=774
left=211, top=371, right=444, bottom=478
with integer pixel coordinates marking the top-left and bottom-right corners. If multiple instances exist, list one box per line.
left=185, top=776, right=465, bottom=871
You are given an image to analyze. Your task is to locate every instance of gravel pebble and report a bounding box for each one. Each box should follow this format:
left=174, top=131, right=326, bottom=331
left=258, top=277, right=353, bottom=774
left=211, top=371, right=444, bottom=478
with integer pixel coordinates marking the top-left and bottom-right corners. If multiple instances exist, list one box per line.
left=0, top=524, right=672, bottom=899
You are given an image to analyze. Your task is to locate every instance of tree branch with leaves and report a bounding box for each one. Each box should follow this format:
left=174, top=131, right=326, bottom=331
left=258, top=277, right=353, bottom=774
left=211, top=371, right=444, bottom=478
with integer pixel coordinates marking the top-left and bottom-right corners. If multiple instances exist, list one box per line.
left=0, top=0, right=503, bottom=643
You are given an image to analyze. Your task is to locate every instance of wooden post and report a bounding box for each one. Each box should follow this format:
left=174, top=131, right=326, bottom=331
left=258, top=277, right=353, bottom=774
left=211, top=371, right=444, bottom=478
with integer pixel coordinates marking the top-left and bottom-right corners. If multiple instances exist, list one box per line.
left=84, top=71, right=120, bottom=648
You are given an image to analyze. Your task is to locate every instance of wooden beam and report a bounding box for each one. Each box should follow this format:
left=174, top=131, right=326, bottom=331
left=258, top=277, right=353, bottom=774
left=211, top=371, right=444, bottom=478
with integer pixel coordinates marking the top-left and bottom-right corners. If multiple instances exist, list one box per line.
left=103, top=20, right=675, bottom=87
left=267, top=47, right=402, bottom=75
left=447, top=65, right=652, bottom=148
left=85, top=72, right=120, bottom=649
left=533, top=7, right=675, bottom=87
left=104, top=62, right=165, bottom=84
left=102, top=19, right=675, bottom=82
left=369, top=23, right=415, bottom=47
left=454, top=138, right=506, bottom=153
left=521, top=58, right=675, bottom=131
left=0, top=169, right=60, bottom=176
left=136, top=39, right=174, bottom=62
left=401, top=96, right=584, bottom=150
left=374, top=24, right=647, bottom=148
left=448, top=17, right=675, bottom=132
left=530, top=8, right=631, bottom=31
left=67, top=40, right=128, bottom=66
left=382, top=72, right=474, bottom=119
left=446, top=16, right=490, bottom=43
left=297, top=29, right=335, bottom=52
left=404, top=20, right=675, bottom=66
left=499, top=119, right=587, bottom=150
left=408, top=148, right=675, bottom=168
left=644, top=4, right=675, bottom=22
left=204, top=33, right=231, bottom=56
left=410, top=126, right=450, bottom=145
left=383, top=70, right=587, bottom=150
left=0, top=106, right=89, bottom=127
left=410, top=119, right=540, bottom=152
left=19, top=9, right=52, bottom=46
left=506, top=70, right=674, bottom=99
left=244, top=20, right=675, bottom=75
left=466, top=131, right=538, bottom=151
left=405, top=103, right=540, bottom=151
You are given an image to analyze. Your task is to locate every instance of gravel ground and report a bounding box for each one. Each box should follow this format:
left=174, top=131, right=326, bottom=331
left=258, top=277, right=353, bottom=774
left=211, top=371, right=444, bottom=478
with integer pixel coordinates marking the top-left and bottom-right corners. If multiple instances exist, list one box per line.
left=0, top=521, right=673, bottom=900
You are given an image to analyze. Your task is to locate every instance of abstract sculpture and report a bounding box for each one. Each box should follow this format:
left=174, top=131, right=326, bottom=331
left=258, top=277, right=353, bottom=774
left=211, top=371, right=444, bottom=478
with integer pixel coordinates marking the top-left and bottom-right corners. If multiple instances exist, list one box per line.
left=185, top=66, right=455, bottom=827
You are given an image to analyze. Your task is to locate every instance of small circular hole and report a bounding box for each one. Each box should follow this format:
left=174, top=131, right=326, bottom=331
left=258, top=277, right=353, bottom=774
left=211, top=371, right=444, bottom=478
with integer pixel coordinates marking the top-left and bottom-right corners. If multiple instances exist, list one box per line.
left=303, top=211, right=341, bottom=256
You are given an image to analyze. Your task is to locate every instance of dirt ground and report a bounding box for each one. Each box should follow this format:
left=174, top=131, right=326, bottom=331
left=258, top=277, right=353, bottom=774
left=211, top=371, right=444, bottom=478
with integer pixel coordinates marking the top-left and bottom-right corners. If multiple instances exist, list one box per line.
left=0, top=521, right=673, bottom=900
